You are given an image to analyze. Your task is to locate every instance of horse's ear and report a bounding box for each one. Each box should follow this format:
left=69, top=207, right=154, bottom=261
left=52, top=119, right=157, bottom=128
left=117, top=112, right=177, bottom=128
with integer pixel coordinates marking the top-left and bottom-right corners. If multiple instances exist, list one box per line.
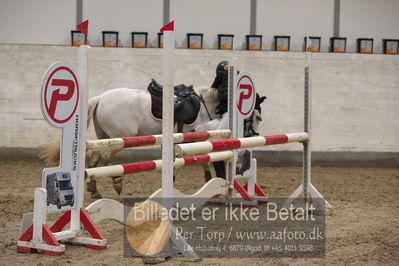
left=256, top=93, right=267, bottom=105
left=256, top=93, right=260, bottom=102
left=259, top=96, right=267, bottom=104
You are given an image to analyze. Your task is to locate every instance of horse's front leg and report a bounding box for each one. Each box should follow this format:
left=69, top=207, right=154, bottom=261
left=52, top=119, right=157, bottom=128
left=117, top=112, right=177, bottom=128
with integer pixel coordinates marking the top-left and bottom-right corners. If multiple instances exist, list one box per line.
left=105, top=149, right=123, bottom=195
left=112, top=175, right=123, bottom=195
left=88, top=149, right=123, bottom=197
left=202, top=163, right=212, bottom=182
left=86, top=150, right=103, bottom=199
left=213, top=161, right=226, bottom=179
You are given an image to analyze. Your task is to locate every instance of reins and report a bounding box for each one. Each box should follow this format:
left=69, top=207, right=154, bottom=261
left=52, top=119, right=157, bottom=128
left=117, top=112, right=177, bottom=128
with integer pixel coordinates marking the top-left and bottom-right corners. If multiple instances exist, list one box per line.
left=193, top=90, right=212, bottom=121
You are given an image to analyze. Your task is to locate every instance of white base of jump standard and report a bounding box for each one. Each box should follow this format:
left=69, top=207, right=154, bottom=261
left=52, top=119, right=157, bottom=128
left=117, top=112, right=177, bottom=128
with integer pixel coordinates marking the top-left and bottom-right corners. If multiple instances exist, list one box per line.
left=17, top=188, right=106, bottom=255
left=284, top=183, right=332, bottom=210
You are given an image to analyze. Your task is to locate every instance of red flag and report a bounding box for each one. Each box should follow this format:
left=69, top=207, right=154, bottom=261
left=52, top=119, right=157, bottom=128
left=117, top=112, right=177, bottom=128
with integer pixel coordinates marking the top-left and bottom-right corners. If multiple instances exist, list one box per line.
left=160, top=21, right=174, bottom=33
left=77, top=20, right=89, bottom=36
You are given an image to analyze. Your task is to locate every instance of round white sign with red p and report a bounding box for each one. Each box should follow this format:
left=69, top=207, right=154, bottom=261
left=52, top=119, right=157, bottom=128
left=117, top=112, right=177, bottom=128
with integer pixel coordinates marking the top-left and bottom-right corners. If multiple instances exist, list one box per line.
left=236, top=72, right=256, bottom=119
left=41, top=62, right=80, bottom=127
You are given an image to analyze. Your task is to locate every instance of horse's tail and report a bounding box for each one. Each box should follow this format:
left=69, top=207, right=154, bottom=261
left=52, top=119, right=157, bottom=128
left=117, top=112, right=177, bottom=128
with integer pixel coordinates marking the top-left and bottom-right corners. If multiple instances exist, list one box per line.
left=87, top=95, right=100, bottom=129
left=38, top=95, right=101, bottom=165
left=38, top=138, right=61, bottom=165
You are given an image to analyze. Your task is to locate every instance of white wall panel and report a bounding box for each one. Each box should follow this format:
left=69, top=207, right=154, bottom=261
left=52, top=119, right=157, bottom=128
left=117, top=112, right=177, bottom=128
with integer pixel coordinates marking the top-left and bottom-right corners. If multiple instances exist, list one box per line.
left=341, top=0, right=399, bottom=53
left=0, top=0, right=75, bottom=45
left=257, top=0, right=334, bottom=52
left=83, top=0, right=163, bottom=47
left=170, top=0, right=250, bottom=49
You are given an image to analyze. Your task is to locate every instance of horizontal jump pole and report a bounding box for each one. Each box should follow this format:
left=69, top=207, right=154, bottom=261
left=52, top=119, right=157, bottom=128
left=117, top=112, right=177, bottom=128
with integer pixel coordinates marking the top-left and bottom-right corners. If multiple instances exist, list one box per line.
left=175, top=132, right=309, bottom=156
left=85, top=151, right=233, bottom=179
left=86, top=129, right=231, bottom=152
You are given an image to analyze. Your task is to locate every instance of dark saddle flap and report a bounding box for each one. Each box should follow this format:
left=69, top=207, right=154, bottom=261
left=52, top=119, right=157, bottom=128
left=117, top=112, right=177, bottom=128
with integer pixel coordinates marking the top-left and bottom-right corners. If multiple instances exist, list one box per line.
left=148, top=79, right=201, bottom=124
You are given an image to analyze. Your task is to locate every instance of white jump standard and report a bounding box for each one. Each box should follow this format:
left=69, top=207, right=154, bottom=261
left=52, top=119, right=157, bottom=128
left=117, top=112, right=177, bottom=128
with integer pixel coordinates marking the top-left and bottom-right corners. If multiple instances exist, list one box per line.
left=283, top=40, right=332, bottom=210
left=17, top=45, right=107, bottom=255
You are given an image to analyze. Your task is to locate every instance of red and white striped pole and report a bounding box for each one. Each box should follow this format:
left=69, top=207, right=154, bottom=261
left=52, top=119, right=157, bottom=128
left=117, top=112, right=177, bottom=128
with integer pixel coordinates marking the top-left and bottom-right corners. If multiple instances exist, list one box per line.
left=175, top=132, right=309, bottom=156
left=85, top=151, right=233, bottom=179
left=86, top=130, right=231, bottom=151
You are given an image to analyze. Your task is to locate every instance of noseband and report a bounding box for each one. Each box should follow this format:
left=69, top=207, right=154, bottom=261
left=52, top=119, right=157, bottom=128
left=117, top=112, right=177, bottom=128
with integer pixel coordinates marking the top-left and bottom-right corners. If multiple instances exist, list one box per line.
left=244, top=112, right=260, bottom=137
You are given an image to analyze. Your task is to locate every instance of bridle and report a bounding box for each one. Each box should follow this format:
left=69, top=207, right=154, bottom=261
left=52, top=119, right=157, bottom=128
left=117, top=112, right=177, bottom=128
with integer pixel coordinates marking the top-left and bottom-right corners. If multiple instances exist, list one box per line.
left=193, top=89, right=263, bottom=137
left=244, top=110, right=261, bottom=137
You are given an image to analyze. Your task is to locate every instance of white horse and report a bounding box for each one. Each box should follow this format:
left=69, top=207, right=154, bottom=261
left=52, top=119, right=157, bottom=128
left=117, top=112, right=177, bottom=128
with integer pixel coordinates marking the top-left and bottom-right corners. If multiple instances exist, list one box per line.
left=40, top=85, right=266, bottom=198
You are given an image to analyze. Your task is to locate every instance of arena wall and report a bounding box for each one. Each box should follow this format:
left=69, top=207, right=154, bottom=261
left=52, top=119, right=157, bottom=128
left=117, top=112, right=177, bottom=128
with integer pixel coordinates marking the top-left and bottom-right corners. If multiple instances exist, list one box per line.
left=0, top=44, right=398, bottom=165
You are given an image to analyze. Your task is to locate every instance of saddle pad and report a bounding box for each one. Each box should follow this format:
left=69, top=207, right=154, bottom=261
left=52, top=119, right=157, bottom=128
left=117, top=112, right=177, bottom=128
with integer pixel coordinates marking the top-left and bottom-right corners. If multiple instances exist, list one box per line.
left=149, top=93, right=163, bottom=121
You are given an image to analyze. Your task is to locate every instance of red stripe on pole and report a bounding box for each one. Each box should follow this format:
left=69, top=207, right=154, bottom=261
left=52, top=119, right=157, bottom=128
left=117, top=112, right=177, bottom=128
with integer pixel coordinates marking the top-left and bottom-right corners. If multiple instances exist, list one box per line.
left=183, top=154, right=211, bottom=165
left=122, top=136, right=157, bottom=148
left=80, top=209, right=106, bottom=243
left=254, top=184, right=268, bottom=197
left=50, top=210, right=71, bottom=232
left=234, top=179, right=252, bottom=201
left=211, top=139, right=241, bottom=152
left=264, top=134, right=288, bottom=145
left=42, top=225, right=64, bottom=255
left=17, top=224, right=33, bottom=242
left=182, top=131, right=211, bottom=143
left=122, top=161, right=157, bottom=174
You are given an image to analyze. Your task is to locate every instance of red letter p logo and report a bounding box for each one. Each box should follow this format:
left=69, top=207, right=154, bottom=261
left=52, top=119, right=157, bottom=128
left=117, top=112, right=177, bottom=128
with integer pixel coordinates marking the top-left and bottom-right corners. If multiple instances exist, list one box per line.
left=48, top=79, right=75, bottom=118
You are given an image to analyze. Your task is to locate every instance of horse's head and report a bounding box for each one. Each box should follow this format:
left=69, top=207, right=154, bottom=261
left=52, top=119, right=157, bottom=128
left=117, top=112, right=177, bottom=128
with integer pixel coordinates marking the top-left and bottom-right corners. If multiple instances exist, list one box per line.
left=244, top=93, right=267, bottom=137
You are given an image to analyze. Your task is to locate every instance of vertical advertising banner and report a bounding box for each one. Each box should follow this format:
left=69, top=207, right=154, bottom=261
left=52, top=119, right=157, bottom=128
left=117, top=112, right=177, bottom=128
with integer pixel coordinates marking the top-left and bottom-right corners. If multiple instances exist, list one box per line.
left=40, top=62, right=81, bottom=212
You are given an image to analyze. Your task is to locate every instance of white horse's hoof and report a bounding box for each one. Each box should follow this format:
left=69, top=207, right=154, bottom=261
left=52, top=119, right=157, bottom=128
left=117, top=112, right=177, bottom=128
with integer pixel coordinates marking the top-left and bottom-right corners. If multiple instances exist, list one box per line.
left=87, top=179, right=97, bottom=193
left=91, top=191, right=103, bottom=199
left=204, top=171, right=212, bottom=182
left=112, top=176, right=123, bottom=195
